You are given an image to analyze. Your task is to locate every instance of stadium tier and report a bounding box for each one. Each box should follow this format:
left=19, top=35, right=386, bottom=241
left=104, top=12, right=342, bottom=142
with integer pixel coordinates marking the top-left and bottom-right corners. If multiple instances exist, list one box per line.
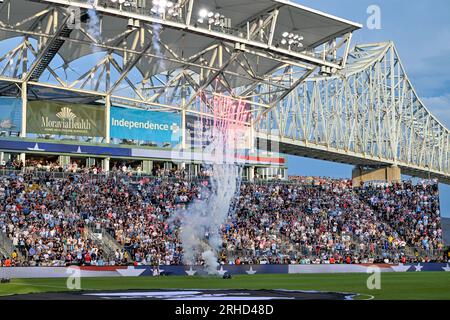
left=0, top=170, right=445, bottom=267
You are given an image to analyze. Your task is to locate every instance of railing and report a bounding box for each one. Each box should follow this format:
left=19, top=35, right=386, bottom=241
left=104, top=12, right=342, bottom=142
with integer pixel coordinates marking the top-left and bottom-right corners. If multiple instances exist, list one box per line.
left=0, top=233, right=10, bottom=259
left=0, top=232, right=24, bottom=260
left=0, top=168, right=335, bottom=187
left=0, top=168, right=196, bottom=182
left=85, top=226, right=115, bottom=262
left=222, top=240, right=446, bottom=263
left=1, top=168, right=438, bottom=189
left=86, top=225, right=125, bottom=261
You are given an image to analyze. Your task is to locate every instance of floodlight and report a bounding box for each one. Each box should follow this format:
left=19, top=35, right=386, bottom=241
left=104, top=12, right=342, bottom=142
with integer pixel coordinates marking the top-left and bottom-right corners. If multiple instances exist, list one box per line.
left=199, top=9, right=208, bottom=18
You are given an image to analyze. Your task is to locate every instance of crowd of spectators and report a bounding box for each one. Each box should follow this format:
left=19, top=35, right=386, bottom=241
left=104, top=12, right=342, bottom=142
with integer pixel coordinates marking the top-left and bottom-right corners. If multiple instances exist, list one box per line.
left=0, top=158, right=105, bottom=175
left=0, top=159, right=24, bottom=171
left=0, top=170, right=445, bottom=267
left=359, top=181, right=443, bottom=255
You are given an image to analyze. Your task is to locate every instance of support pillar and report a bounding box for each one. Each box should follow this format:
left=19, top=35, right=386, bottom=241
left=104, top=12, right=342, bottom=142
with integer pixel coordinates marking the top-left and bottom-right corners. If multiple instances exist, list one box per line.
left=19, top=153, right=26, bottom=164
left=20, top=82, right=27, bottom=138
left=105, top=95, right=111, bottom=144
left=143, top=160, right=153, bottom=173
left=249, top=166, right=255, bottom=181
left=103, top=157, right=110, bottom=172
left=352, top=165, right=401, bottom=187
left=59, top=155, right=70, bottom=168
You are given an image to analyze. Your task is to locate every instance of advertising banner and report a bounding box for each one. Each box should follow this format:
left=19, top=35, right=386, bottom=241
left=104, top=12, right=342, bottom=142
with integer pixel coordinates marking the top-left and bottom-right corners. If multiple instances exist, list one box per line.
left=186, top=114, right=252, bottom=150
left=0, top=97, right=22, bottom=132
left=27, top=100, right=105, bottom=137
left=111, top=106, right=181, bottom=145
left=0, top=263, right=448, bottom=279
left=186, top=114, right=213, bottom=148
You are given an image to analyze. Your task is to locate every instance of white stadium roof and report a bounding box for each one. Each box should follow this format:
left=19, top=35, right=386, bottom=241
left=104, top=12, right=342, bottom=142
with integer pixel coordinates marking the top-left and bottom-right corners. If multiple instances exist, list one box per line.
left=0, top=0, right=362, bottom=87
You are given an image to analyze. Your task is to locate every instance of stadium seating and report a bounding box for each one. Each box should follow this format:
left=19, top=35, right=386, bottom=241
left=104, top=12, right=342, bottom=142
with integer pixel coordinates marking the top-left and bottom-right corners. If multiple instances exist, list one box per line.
left=0, top=170, right=445, bottom=267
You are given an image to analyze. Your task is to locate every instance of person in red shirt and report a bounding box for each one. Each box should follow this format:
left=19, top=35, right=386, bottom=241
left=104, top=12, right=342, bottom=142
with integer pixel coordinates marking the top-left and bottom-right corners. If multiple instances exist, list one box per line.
left=345, top=256, right=351, bottom=264
left=84, top=252, right=91, bottom=266
left=401, top=255, right=406, bottom=264
left=330, top=257, right=335, bottom=264
left=4, top=258, right=11, bottom=267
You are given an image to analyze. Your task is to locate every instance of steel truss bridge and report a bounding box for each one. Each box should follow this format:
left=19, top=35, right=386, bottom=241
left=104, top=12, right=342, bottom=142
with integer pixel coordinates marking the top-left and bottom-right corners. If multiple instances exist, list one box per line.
left=0, top=0, right=449, bottom=182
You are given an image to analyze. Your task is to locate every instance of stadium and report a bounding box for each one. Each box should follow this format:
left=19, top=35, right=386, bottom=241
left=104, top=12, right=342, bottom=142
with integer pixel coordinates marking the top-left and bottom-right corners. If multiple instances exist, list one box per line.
left=0, top=0, right=449, bottom=304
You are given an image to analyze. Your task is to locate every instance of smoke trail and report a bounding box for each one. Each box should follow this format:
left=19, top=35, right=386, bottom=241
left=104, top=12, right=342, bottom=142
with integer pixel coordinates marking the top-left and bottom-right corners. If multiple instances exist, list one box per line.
left=152, top=23, right=166, bottom=71
left=170, top=96, right=248, bottom=273
left=87, top=1, right=101, bottom=52
left=172, top=133, right=241, bottom=275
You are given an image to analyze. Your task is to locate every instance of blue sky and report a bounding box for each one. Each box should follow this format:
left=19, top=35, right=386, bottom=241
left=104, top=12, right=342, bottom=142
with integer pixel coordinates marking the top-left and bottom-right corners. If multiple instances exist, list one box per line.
left=287, top=0, right=450, bottom=217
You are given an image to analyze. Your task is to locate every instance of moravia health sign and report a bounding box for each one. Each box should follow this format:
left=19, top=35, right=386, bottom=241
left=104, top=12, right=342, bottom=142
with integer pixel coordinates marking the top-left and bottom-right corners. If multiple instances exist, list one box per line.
left=27, top=101, right=105, bottom=137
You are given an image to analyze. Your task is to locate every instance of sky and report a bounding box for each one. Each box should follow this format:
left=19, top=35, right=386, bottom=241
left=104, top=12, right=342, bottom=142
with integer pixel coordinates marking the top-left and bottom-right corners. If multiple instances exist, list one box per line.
left=287, top=0, right=450, bottom=217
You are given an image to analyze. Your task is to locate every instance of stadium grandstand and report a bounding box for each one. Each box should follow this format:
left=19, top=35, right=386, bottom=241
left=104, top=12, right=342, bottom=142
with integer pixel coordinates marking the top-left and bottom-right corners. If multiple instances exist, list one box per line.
left=0, top=0, right=449, bottom=303
left=0, top=170, right=446, bottom=267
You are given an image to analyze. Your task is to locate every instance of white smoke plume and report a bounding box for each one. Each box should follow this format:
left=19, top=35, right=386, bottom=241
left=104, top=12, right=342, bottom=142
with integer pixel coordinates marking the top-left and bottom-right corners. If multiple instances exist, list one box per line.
left=171, top=127, right=243, bottom=275
left=87, top=1, right=101, bottom=52
left=152, top=23, right=166, bottom=71
left=201, top=250, right=219, bottom=275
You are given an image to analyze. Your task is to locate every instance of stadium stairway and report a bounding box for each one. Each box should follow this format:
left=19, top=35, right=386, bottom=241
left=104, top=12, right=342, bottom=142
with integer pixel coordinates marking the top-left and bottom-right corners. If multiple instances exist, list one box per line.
left=404, top=244, right=441, bottom=261
left=0, top=232, right=24, bottom=260
left=86, top=226, right=128, bottom=263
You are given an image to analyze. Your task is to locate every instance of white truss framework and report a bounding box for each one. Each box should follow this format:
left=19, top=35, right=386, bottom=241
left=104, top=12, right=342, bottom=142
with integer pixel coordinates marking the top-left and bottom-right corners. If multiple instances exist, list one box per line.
left=256, top=43, right=450, bottom=183
left=0, top=1, right=448, bottom=182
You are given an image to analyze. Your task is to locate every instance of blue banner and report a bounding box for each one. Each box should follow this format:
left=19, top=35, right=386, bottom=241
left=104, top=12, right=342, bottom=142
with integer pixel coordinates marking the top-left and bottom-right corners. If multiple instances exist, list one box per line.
left=0, top=139, right=132, bottom=157
left=111, top=106, right=181, bottom=145
left=0, top=97, right=21, bottom=132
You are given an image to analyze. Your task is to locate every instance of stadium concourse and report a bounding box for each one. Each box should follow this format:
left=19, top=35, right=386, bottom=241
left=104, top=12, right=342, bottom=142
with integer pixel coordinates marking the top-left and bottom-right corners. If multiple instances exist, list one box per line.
left=0, top=164, right=446, bottom=268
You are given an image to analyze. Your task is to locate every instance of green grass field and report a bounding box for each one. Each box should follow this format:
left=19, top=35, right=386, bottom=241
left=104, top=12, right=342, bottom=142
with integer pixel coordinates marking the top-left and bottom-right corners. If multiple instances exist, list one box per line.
left=1, top=273, right=449, bottom=300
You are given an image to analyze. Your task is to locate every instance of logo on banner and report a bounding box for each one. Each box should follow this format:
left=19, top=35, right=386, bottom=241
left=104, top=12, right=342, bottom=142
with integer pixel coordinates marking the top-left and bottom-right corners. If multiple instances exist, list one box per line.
left=170, top=123, right=180, bottom=133
left=56, top=107, right=77, bottom=121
